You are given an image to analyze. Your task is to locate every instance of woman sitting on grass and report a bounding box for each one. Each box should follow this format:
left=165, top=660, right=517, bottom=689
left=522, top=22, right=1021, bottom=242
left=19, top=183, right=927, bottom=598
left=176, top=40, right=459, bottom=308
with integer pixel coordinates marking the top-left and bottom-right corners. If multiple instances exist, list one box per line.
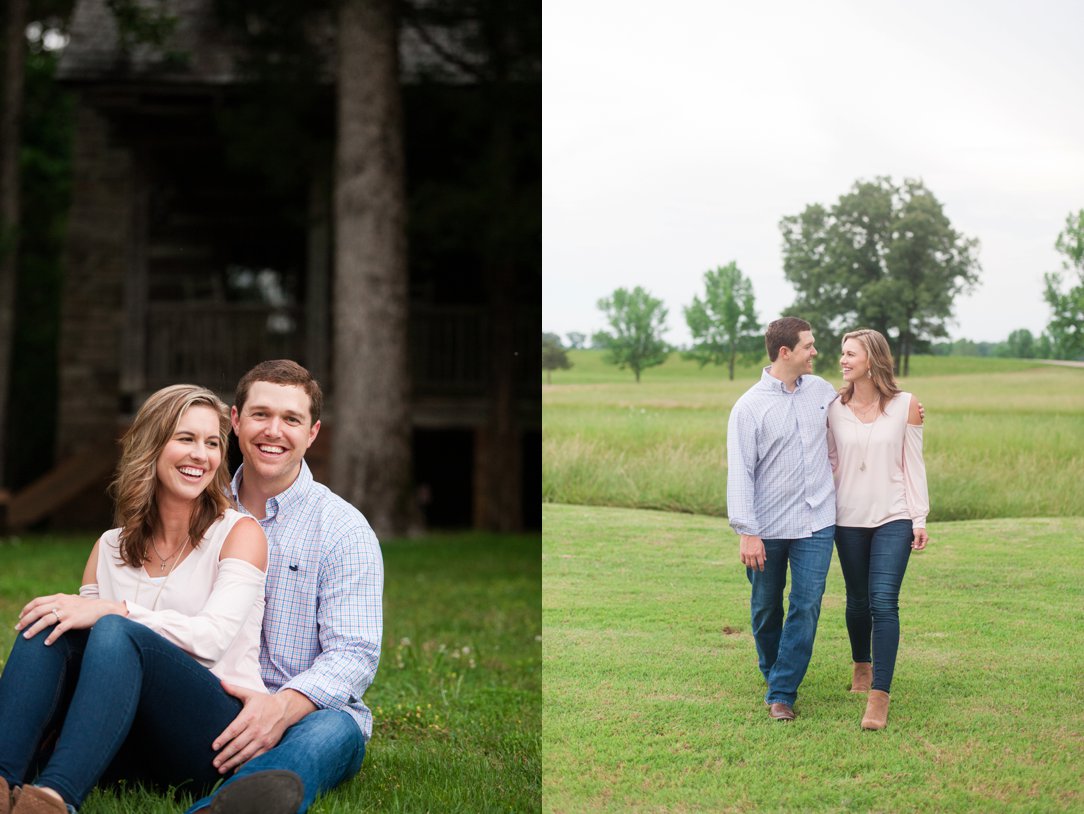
left=0, top=385, right=289, bottom=814
left=828, top=329, right=930, bottom=731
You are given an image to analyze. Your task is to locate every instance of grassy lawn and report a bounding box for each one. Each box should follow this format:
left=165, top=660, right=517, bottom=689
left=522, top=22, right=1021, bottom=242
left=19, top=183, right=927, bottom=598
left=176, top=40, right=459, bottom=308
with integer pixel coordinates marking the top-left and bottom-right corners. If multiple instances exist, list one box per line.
left=0, top=532, right=541, bottom=813
left=543, top=503, right=1084, bottom=813
left=543, top=352, right=1084, bottom=519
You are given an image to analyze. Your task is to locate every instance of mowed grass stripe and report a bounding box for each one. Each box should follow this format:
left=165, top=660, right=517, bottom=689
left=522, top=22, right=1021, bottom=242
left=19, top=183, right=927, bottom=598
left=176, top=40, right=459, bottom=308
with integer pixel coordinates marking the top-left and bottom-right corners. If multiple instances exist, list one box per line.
left=543, top=504, right=1084, bottom=814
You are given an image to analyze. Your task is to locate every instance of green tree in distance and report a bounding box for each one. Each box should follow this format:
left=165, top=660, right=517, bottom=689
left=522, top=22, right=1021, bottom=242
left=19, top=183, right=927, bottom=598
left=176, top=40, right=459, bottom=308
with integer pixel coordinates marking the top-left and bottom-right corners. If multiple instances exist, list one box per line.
left=565, top=331, right=586, bottom=349
left=780, top=177, right=981, bottom=375
left=1043, top=210, right=1084, bottom=360
left=542, top=332, right=572, bottom=383
left=683, top=261, right=760, bottom=380
left=997, top=328, right=1036, bottom=359
left=593, top=286, right=669, bottom=383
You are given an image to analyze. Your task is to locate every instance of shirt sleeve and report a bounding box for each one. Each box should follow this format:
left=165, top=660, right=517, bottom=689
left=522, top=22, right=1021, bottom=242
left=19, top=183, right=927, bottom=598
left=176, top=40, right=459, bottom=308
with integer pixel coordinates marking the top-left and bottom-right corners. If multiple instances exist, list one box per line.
left=281, top=530, right=384, bottom=711
left=726, top=401, right=760, bottom=536
left=903, top=424, right=930, bottom=529
left=125, top=558, right=266, bottom=668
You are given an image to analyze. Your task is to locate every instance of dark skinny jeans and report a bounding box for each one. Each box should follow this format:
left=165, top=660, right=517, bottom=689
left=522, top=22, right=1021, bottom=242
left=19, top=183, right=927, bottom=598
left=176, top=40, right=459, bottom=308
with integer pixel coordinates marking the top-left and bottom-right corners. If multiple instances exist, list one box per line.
left=0, top=614, right=243, bottom=807
left=834, top=519, right=913, bottom=693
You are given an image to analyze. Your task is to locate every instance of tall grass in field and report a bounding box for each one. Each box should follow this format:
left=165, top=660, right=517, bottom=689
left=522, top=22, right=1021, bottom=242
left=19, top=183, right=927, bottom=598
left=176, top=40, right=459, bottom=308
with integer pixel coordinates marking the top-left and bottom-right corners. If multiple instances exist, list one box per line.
left=543, top=352, right=1084, bottom=521
left=543, top=504, right=1084, bottom=813
left=0, top=532, right=540, bottom=813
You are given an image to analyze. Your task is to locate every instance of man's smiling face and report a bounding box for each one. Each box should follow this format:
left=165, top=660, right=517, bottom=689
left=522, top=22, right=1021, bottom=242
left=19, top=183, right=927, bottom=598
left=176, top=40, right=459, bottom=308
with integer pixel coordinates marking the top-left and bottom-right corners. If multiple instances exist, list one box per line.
left=231, top=381, right=320, bottom=496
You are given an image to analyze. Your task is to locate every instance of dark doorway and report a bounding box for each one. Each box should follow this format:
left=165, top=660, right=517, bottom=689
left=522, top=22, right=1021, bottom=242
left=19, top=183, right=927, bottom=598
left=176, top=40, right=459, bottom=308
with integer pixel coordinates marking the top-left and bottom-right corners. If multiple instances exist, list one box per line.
left=413, top=429, right=474, bottom=528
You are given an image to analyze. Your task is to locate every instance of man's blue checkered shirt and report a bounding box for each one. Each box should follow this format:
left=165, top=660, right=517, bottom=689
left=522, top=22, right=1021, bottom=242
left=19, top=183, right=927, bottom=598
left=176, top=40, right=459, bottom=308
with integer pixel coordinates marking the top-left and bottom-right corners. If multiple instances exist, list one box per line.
left=726, top=368, right=838, bottom=539
left=231, top=460, right=383, bottom=740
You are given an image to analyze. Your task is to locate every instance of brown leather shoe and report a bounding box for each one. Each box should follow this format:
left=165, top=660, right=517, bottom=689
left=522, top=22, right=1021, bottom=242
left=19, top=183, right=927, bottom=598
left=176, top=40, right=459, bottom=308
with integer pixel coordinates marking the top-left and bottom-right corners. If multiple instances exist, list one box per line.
left=768, top=702, right=795, bottom=721
left=850, top=661, right=873, bottom=692
left=11, top=785, right=67, bottom=814
left=861, top=689, right=890, bottom=730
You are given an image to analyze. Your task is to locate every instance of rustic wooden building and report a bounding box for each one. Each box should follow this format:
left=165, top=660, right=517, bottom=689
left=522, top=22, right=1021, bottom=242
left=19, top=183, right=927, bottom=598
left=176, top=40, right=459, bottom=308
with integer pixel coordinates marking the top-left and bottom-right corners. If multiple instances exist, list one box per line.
left=6, top=0, right=539, bottom=532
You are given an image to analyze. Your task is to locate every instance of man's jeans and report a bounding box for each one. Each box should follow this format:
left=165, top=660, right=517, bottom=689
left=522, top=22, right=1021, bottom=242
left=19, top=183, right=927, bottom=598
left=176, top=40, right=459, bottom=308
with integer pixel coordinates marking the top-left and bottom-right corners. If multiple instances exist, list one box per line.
left=834, top=519, right=913, bottom=693
left=0, top=614, right=243, bottom=808
left=746, top=525, right=835, bottom=706
left=186, top=710, right=366, bottom=814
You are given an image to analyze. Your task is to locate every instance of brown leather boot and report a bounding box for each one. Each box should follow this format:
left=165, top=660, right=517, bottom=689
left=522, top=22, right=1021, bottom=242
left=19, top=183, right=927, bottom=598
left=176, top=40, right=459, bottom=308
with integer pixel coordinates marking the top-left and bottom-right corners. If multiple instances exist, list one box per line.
left=10, top=786, right=67, bottom=814
left=861, top=689, right=890, bottom=730
left=850, top=662, right=872, bottom=692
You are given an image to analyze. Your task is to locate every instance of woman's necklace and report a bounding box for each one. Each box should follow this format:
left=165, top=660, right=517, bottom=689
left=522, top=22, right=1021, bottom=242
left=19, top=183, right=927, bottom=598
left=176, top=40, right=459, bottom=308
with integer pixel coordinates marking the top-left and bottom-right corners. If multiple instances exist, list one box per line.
left=852, top=418, right=875, bottom=472
left=848, top=397, right=879, bottom=472
left=149, top=536, right=185, bottom=573
left=135, top=536, right=190, bottom=610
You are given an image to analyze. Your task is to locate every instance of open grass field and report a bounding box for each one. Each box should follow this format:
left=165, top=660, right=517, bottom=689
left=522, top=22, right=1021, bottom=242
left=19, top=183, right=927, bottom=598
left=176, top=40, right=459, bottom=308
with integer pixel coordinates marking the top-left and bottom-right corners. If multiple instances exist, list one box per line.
left=543, top=351, right=1084, bottom=520
left=0, top=532, right=541, bottom=813
left=543, top=504, right=1084, bottom=813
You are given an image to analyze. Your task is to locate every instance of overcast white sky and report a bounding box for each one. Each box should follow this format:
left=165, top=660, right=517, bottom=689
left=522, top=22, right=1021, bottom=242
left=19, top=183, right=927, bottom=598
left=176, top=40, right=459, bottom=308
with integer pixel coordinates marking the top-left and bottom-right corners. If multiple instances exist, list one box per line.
left=543, top=0, right=1084, bottom=346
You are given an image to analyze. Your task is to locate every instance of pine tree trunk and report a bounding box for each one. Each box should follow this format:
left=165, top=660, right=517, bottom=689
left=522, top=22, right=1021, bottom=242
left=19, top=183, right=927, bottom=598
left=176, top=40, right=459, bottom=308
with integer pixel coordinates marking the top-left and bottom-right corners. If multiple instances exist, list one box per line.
left=0, top=0, right=27, bottom=489
left=331, top=0, right=417, bottom=538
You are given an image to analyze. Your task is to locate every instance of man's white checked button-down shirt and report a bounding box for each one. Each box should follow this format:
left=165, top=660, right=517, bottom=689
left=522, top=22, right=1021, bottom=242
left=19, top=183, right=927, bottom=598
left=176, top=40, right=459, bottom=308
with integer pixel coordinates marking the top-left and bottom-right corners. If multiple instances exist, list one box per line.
left=726, top=367, right=838, bottom=540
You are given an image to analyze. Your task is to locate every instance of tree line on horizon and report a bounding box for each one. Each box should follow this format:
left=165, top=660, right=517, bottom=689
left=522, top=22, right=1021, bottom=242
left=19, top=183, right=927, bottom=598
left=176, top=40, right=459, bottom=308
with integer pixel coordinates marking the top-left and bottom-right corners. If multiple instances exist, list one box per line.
left=544, top=180, right=1084, bottom=383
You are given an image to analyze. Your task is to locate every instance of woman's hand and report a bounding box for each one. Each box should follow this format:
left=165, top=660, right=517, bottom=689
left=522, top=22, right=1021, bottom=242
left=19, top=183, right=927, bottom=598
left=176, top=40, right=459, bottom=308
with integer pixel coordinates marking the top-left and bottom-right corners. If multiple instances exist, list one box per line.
left=912, top=528, right=929, bottom=551
left=15, top=594, right=126, bottom=645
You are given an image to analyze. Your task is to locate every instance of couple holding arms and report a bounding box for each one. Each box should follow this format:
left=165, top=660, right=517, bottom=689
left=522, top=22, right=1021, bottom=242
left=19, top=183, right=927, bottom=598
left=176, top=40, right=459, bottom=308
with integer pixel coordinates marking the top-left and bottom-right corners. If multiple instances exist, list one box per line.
left=0, top=360, right=381, bottom=814
left=728, top=317, right=929, bottom=730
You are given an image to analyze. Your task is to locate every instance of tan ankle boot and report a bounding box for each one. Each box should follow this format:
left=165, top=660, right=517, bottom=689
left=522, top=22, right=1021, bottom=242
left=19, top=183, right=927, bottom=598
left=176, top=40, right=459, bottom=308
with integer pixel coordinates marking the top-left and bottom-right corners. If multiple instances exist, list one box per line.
left=850, top=662, right=872, bottom=692
left=861, top=689, right=890, bottom=730
left=11, top=786, right=67, bottom=814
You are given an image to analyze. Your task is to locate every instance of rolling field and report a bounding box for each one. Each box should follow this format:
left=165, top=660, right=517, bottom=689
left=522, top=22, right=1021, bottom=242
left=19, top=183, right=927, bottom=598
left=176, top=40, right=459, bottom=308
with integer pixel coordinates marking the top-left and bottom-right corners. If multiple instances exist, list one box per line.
left=543, top=352, right=1084, bottom=520
left=542, top=351, right=1084, bottom=812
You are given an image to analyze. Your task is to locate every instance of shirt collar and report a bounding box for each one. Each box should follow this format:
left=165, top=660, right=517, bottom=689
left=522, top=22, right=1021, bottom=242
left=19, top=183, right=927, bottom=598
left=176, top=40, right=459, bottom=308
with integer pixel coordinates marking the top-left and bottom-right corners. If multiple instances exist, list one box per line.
left=230, top=459, right=313, bottom=520
left=759, top=366, right=806, bottom=393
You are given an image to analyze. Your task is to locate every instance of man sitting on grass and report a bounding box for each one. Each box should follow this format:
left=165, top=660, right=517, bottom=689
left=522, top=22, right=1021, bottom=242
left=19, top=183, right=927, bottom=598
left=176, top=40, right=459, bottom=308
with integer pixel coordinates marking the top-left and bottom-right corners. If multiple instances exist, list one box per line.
left=188, top=360, right=384, bottom=814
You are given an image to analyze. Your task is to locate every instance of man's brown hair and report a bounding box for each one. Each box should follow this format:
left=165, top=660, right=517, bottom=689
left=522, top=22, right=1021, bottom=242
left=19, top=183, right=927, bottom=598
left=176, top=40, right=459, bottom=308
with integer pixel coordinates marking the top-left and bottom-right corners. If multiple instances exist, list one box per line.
left=234, top=360, right=324, bottom=424
left=764, top=317, right=812, bottom=362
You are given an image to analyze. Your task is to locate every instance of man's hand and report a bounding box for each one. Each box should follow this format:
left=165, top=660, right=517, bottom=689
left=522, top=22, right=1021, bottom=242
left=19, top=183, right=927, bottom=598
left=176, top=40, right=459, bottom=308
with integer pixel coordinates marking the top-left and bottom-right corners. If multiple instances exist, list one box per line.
left=212, top=685, right=314, bottom=774
left=740, top=535, right=766, bottom=571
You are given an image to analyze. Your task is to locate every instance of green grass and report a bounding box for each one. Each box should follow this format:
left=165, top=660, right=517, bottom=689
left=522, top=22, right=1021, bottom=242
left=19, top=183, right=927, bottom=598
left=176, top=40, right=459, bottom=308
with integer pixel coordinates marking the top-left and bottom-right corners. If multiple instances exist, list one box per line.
left=0, top=532, right=541, bottom=813
left=543, top=503, right=1084, bottom=813
left=543, top=353, right=1084, bottom=520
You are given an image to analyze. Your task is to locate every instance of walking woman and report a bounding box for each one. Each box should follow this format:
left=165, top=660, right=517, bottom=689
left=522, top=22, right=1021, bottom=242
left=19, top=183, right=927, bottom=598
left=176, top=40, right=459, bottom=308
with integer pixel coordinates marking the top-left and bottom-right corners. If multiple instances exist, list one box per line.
left=0, top=385, right=281, bottom=813
left=828, top=329, right=930, bottom=730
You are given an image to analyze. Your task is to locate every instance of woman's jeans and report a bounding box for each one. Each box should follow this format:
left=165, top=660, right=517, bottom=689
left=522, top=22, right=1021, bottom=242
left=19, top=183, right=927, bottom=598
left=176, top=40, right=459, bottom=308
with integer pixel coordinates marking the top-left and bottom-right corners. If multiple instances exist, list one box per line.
left=834, top=520, right=913, bottom=693
left=747, top=524, right=835, bottom=706
left=0, top=614, right=243, bottom=807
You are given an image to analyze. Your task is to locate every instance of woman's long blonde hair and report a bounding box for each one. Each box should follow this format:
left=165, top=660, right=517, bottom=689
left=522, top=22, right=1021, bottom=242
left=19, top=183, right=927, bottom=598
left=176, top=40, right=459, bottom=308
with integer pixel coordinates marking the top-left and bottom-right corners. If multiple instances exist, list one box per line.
left=839, top=328, right=901, bottom=413
left=108, top=384, right=231, bottom=567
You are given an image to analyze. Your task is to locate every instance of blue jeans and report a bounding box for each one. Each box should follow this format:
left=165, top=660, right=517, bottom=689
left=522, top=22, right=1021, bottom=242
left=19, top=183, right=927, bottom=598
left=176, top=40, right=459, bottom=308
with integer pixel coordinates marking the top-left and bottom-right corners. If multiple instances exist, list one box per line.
left=746, top=524, right=835, bottom=706
left=0, top=614, right=243, bottom=808
left=834, top=520, right=913, bottom=693
left=185, top=709, right=366, bottom=814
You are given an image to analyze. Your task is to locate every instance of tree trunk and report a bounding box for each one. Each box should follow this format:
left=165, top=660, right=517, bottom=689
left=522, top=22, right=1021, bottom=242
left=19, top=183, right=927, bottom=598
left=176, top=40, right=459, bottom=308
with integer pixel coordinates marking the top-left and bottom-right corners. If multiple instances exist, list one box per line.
left=331, top=0, right=418, bottom=538
left=0, top=0, right=27, bottom=489
left=728, top=346, right=736, bottom=381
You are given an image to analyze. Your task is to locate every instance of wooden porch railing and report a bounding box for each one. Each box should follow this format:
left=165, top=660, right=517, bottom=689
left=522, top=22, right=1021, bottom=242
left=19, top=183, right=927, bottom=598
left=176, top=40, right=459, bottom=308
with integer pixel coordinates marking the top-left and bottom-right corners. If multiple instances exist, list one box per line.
left=139, top=302, right=539, bottom=400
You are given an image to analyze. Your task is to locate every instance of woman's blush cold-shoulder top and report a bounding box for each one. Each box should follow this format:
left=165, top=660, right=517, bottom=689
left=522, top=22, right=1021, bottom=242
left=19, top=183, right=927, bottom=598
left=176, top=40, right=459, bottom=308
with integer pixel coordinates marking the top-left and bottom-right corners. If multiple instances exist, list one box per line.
left=827, top=392, right=929, bottom=529
left=82, top=508, right=268, bottom=692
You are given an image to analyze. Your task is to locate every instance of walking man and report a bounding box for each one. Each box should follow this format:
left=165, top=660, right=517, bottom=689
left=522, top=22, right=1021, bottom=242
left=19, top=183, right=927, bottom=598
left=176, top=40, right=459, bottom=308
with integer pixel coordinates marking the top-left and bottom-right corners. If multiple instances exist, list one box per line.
left=188, top=359, right=383, bottom=813
left=726, top=317, right=836, bottom=721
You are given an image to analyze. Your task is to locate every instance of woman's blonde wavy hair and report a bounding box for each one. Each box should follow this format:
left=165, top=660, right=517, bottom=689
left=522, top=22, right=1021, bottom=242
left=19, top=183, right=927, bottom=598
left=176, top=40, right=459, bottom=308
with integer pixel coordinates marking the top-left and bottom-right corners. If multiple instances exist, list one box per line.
left=108, top=384, right=231, bottom=567
left=839, top=328, right=901, bottom=413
